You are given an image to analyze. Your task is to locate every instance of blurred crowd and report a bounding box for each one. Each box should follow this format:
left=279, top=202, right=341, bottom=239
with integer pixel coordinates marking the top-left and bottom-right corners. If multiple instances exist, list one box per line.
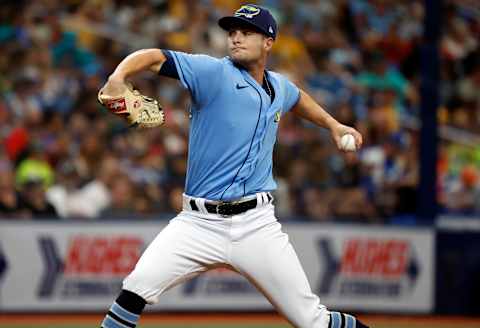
left=1, top=0, right=479, bottom=222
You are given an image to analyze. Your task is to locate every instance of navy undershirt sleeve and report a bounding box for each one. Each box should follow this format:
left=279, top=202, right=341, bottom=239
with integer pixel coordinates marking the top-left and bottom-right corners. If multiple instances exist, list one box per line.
left=158, top=50, right=179, bottom=80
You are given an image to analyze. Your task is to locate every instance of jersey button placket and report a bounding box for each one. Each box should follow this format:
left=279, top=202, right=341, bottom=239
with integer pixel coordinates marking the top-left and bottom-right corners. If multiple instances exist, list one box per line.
left=233, top=73, right=266, bottom=193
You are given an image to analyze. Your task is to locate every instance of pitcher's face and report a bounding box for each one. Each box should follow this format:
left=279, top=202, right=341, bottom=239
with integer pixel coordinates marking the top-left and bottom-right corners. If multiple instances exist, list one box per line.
left=227, top=28, right=273, bottom=66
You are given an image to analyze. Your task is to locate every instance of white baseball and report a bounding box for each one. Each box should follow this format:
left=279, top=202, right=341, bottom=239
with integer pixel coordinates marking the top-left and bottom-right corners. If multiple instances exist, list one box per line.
left=340, top=134, right=357, bottom=151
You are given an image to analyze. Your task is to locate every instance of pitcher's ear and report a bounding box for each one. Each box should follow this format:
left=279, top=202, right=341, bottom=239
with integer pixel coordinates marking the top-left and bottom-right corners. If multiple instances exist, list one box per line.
left=264, top=37, right=274, bottom=51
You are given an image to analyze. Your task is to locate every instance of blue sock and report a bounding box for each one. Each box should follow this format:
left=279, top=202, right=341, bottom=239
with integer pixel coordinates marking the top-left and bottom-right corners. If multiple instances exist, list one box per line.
left=101, top=290, right=146, bottom=328
left=329, top=311, right=369, bottom=328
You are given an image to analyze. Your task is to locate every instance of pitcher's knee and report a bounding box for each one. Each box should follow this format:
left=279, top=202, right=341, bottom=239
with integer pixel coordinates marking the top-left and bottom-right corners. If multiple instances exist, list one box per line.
left=122, top=270, right=161, bottom=304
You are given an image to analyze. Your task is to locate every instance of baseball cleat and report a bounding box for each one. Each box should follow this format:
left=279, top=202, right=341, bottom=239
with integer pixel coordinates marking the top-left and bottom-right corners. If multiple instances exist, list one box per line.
left=329, top=311, right=370, bottom=328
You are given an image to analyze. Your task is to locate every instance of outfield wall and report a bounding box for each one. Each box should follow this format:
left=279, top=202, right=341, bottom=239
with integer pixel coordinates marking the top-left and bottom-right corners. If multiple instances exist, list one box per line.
left=435, top=217, right=480, bottom=315
left=0, top=221, right=435, bottom=313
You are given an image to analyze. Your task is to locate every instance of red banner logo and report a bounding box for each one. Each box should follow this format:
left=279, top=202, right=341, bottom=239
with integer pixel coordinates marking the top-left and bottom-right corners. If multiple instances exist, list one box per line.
left=340, top=239, right=409, bottom=278
left=64, top=236, right=142, bottom=276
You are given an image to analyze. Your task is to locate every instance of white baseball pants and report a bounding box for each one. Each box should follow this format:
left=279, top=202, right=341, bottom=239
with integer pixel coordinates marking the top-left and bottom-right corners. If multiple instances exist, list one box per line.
left=123, top=192, right=330, bottom=328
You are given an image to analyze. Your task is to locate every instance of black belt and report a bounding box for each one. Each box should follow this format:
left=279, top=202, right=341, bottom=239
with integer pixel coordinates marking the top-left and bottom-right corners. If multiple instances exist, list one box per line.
left=190, top=193, right=272, bottom=216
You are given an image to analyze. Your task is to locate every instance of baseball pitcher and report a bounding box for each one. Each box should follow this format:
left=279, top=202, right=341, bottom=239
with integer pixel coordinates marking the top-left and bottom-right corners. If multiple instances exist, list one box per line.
left=98, top=4, right=368, bottom=328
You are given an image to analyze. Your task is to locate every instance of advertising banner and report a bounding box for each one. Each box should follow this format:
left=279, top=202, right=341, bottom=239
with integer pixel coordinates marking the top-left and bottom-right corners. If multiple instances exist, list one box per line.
left=0, top=221, right=434, bottom=312
left=288, top=225, right=435, bottom=313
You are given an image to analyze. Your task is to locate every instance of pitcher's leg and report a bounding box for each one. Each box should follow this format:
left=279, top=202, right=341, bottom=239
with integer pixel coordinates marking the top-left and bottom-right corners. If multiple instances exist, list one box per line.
left=231, top=220, right=369, bottom=328
left=231, top=220, right=329, bottom=328
left=102, top=212, right=227, bottom=328
left=123, top=214, right=227, bottom=302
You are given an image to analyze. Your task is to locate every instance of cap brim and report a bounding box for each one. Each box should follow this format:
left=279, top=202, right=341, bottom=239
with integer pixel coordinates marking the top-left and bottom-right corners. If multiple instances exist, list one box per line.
left=218, top=16, right=269, bottom=37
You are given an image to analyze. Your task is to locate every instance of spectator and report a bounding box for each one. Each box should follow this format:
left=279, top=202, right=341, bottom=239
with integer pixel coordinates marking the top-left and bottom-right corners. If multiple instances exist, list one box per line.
left=0, top=170, right=29, bottom=219
left=0, top=0, right=478, bottom=222
left=15, top=144, right=54, bottom=189
left=46, top=159, right=111, bottom=219
left=18, top=178, right=58, bottom=219
left=101, top=174, right=137, bottom=220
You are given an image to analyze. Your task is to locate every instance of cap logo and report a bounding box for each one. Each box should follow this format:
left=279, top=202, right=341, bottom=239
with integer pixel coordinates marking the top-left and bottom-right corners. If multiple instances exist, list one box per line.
left=234, top=5, right=261, bottom=19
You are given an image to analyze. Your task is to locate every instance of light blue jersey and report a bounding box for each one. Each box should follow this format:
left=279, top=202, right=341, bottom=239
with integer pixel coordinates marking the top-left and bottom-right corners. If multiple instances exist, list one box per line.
left=169, top=51, right=300, bottom=201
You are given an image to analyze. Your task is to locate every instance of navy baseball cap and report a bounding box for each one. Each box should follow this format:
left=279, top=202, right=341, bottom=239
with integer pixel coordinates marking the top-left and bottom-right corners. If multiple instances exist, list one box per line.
left=218, top=4, right=277, bottom=40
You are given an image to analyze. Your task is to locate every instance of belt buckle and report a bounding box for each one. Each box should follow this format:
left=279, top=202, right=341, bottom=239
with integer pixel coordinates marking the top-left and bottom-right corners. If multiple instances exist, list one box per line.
left=217, top=202, right=228, bottom=217
left=217, top=200, right=238, bottom=217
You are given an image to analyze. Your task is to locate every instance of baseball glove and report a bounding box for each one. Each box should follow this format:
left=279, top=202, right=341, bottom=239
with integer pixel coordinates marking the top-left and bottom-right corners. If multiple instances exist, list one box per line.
left=98, top=83, right=165, bottom=129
